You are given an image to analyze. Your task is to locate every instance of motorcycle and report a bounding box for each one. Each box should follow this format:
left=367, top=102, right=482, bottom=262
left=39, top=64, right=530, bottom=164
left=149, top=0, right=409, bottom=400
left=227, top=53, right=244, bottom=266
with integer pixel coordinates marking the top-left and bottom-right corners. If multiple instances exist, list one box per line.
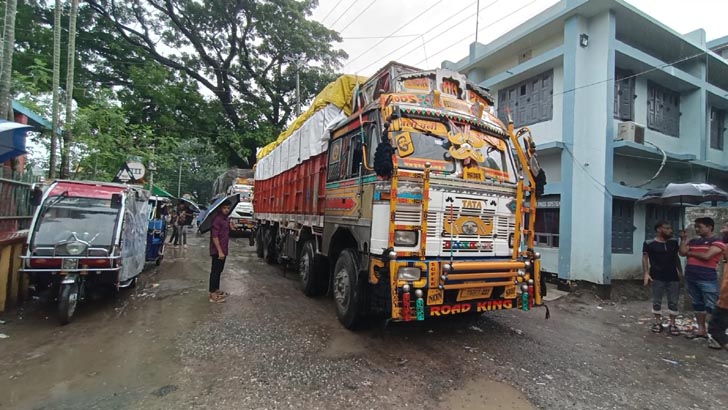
left=21, top=180, right=150, bottom=324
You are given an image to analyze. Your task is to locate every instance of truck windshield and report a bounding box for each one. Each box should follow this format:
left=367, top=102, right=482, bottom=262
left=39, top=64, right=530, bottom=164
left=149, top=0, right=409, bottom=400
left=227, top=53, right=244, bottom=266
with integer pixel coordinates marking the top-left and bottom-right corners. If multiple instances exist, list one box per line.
left=33, top=196, right=119, bottom=247
left=477, top=144, right=517, bottom=183
left=393, top=131, right=455, bottom=173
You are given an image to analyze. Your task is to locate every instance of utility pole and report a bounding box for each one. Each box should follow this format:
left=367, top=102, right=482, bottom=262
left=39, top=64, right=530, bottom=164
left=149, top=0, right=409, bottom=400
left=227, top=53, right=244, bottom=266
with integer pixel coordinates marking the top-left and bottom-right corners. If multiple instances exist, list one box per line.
left=177, top=160, right=182, bottom=197
left=475, top=0, right=480, bottom=43
left=295, top=66, right=301, bottom=116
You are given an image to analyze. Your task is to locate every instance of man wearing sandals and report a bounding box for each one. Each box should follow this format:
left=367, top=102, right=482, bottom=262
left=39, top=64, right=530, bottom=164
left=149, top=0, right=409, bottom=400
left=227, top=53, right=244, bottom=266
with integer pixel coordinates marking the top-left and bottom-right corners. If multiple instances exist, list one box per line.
left=679, top=217, right=725, bottom=340
left=708, top=222, right=728, bottom=351
left=643, top=221, right=683, bottom=335
left=209, top=200, right=232, bottom=303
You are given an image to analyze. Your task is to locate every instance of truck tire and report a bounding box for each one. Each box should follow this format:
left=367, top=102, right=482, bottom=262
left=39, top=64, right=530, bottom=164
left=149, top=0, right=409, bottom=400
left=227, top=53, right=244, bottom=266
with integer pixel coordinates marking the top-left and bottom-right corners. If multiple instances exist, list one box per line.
left=299, top=240, right=324, bottom=297
left=263, top=227, right=276, bottom=265
left=255, top=228, right=264, bottom=258
left=333, top=249, right=366, bottom=329
left=58, top=282, right=79, bottom=325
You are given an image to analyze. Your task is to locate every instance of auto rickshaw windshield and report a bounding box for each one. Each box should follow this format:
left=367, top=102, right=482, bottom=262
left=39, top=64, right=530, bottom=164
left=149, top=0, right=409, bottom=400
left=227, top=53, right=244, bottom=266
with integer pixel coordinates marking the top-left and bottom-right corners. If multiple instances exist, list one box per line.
left=33, top=196, right=120, bottom=246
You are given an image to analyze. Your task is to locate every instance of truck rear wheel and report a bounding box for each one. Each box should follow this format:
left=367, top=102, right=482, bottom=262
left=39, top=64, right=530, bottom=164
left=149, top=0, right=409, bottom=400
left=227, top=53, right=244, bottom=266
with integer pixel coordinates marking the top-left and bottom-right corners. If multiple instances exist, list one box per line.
left=299, top=240, right=325, bottom=297
left=333, top=249, right=366, bottom=329
left=263, top=227, right=277, bottom=265
left=255, top=228, right=264, bottom=258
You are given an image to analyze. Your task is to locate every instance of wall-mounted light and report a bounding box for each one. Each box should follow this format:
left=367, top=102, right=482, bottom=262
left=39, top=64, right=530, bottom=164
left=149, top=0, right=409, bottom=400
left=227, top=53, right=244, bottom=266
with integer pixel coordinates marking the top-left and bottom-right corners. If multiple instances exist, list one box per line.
left=580, top=33, right=589, bottom=48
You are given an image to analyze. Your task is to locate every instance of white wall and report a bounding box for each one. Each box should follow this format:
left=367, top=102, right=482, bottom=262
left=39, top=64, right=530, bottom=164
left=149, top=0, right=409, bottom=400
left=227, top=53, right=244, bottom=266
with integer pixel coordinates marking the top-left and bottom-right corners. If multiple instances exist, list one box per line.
left=536, top=247, right=560, bottom=274
left=539, top=153, right=562, bottom=183
left=612, top=153, right=689, bottom=188
left=481, top=33, right=564, bottom=80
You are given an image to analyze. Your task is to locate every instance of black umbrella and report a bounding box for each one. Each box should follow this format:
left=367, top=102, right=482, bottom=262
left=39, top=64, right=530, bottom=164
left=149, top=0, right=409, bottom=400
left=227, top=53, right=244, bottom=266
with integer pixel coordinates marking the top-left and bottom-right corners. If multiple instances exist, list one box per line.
left=638, top=182, right=728, bottom=229
left=198, top=193, right=239, bottom=234
left=638, top=183, right=728, bottom=206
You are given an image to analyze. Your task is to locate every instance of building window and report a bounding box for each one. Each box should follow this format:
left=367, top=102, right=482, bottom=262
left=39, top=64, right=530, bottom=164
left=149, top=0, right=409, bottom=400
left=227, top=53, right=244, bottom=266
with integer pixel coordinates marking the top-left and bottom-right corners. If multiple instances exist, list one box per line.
left=644, top=205, right=681, bottom=241
left=497, top=69, right=553, bottom=127
left=612, top=199, right=634, bottom=254
left=534, top=208, right=560, bottom=248
left=647, top=81, right=680, bottom=137
left=710, top=108, right=725, bottom=150
left=614, top=69, right=634, bottom=121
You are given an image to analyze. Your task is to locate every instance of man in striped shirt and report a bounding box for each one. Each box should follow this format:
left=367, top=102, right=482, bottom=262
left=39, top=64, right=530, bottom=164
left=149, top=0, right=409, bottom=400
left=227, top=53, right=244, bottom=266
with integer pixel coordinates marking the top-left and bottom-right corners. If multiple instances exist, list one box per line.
left=679, top=217, right=726, bottom=339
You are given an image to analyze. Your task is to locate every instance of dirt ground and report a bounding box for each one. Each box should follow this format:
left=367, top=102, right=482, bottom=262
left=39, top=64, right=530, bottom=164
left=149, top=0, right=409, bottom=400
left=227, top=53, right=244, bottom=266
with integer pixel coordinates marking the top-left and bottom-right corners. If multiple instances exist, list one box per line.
left=1, top=235, right=727, bottom=410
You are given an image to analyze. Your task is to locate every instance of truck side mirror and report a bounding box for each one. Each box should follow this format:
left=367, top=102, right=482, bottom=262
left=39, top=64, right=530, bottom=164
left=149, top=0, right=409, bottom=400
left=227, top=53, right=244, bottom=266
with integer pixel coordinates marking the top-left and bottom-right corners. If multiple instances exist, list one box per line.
left=30, top=185, right=43, bottom=207
left=373, top=140, right=394, bottom=179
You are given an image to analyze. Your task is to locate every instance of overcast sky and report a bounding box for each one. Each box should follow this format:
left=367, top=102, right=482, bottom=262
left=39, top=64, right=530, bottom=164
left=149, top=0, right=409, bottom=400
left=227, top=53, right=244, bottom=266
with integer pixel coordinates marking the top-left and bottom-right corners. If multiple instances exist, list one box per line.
left=309, top=0, right=728, bottom=76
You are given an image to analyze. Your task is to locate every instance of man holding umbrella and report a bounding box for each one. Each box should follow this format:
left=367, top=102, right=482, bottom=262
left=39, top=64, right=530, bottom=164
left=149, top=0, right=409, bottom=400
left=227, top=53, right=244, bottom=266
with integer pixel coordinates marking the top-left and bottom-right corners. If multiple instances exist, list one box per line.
left=208, top=200, right=232, bottom=303
left=679, top=217, right=725, bottom=339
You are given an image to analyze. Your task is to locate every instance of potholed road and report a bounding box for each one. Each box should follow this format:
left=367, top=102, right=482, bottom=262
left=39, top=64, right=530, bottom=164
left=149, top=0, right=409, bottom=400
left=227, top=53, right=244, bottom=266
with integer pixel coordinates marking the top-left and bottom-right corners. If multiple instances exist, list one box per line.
left=1, top=235, right=726, bottom=409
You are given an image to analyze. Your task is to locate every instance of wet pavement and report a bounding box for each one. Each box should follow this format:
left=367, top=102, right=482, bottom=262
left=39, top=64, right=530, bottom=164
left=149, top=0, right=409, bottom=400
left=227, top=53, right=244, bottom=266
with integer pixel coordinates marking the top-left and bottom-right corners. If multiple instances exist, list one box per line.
left=1, top=235, right=727, bottom=410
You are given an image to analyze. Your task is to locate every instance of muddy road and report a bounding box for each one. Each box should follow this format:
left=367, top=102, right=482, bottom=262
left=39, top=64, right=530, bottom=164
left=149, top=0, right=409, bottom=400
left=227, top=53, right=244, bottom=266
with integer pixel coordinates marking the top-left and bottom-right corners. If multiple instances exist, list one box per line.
left=1, top=235, right=727, bottom=410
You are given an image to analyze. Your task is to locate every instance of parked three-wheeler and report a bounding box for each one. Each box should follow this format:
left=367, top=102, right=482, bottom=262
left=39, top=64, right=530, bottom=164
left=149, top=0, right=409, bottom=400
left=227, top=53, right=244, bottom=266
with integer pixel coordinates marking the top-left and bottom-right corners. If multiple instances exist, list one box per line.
left=21, top=180, right=150, bottom=324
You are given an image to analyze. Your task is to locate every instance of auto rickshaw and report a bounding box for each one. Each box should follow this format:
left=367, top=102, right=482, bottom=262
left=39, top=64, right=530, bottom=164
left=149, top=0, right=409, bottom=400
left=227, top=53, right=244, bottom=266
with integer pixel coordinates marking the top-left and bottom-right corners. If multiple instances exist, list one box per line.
left=21, top=180, right=150, bottom=324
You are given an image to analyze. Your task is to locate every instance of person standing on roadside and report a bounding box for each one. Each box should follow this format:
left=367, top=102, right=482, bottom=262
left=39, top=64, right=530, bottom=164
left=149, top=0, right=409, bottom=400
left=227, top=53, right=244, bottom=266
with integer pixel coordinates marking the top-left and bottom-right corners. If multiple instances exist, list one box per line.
left=168, top=209, right=179, bottom=245
left=679, top=217, right=726, bottom=339
left=708, top=222, right=728, bottom=351
left=643, top=220, right=683, bottom=335
left=209, top=200, right=232, bottom=303
left=177, top=203, right=193, bottom=248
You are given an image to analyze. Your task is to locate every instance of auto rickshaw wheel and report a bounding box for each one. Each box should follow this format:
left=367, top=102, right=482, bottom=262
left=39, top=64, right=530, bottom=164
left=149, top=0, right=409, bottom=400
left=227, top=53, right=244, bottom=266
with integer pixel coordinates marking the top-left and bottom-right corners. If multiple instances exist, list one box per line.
left=156, top=255, right=163, bottom=266
left=58, top=282, right=80, bottom=325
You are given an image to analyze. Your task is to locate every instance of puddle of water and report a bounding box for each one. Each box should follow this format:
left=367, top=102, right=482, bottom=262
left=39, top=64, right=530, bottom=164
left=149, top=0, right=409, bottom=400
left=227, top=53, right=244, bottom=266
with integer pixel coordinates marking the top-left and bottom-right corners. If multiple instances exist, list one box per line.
left=440, top=379, right=535, bottom=410
left=320, top=330, right=368, bottom=358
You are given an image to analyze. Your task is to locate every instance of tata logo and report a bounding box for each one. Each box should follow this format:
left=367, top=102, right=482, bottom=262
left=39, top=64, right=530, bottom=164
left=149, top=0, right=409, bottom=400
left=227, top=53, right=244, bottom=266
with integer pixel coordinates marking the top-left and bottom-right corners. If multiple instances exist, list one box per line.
left=462, top=200, right=482, bottom=209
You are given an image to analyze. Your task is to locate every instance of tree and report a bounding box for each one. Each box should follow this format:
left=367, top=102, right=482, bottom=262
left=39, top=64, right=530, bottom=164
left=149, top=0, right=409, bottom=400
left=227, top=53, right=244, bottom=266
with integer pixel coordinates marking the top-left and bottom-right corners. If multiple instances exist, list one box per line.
left=0, top=0, right=18, bottom=119
left=84, top=0, right=347, bottom=166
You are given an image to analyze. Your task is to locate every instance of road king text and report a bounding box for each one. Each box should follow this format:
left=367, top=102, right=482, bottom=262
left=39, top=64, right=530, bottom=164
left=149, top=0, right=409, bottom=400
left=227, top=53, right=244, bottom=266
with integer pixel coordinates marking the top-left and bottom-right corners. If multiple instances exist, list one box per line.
left=428, top=299, right=514, bottom=316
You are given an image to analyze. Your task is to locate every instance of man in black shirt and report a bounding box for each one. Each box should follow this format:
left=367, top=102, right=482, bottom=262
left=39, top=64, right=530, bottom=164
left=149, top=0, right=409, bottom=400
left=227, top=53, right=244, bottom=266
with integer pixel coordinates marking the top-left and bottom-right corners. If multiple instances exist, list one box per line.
left=642, top=220, right=683, bottom=335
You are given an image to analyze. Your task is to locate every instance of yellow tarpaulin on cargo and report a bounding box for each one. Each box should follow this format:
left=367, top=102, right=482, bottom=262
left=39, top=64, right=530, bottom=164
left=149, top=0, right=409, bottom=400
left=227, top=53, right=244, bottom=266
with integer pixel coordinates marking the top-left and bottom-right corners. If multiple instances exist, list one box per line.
left=257, top=74, right=368, bottom=160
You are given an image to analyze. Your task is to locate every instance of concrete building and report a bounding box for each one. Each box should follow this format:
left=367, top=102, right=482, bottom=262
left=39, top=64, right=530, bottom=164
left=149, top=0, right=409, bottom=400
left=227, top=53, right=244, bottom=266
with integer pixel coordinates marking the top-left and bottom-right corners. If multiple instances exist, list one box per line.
left=443, top=0, right=728, bottom=285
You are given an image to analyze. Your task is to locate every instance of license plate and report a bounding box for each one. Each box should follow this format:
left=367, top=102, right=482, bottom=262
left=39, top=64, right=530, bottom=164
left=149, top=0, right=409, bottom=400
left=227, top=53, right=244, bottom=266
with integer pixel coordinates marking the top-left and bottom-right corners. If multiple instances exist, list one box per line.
left=457, top=287, right=493, bottom=302
left=62, top=258, right=78, bottom=270
left=503, top=285, right=517, bottom=299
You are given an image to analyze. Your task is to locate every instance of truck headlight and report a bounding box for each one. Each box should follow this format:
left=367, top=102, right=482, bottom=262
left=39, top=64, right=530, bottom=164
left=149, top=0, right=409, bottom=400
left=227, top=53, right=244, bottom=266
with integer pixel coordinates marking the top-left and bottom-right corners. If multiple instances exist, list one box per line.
left=66, top=241, right=87, bottom=256
left=397, top=267, right=422, bottom=281
left=394, top=230, right=418, bottom=246
left=508, top=233, right=515, bottom=249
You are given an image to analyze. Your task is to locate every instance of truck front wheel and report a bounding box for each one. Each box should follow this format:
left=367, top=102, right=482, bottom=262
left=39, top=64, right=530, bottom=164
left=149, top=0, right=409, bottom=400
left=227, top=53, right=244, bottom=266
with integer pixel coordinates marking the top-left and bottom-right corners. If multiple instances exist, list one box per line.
left=333, top=249, right=366, bottom=329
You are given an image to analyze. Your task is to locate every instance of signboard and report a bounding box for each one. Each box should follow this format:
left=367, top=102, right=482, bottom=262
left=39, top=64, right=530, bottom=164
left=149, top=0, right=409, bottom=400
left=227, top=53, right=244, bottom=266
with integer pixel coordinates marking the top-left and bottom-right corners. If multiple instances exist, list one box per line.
left=114, top=160, right=146, bottom=183
left=126, top=161, right=146, bottom=180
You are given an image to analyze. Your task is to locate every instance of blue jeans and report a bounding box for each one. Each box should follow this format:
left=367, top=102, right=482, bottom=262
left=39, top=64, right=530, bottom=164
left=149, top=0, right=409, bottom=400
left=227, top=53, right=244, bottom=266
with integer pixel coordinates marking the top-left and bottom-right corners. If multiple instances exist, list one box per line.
left=685, top=278, right=719, bottom=313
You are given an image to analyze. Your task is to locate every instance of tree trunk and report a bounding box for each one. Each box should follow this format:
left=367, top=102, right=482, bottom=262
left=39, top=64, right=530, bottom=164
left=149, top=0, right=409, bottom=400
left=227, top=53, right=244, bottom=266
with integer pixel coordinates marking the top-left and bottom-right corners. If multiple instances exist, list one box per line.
left=60, top=0, right=79, bottom=179
left=49, top=0, right=62, bottom=180
left=0, top=0, right=18, bottom=120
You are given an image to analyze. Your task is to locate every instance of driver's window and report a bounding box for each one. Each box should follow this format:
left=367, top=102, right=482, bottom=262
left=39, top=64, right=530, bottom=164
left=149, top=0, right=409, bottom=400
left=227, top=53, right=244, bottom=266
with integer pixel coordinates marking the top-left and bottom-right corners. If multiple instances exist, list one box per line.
left=327, top=138, right=343, bottom=182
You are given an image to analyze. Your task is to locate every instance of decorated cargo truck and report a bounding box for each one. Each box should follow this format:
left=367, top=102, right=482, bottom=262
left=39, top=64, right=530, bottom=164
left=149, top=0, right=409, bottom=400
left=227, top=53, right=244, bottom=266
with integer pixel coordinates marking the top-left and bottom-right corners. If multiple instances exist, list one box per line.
left=254, top=62, right=545, bottom=329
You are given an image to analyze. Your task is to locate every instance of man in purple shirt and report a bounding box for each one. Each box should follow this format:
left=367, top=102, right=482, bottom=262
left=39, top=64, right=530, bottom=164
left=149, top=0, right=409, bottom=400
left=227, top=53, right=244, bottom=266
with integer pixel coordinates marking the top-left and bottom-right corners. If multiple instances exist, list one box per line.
left=209, top=200, right=232, bottom=303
